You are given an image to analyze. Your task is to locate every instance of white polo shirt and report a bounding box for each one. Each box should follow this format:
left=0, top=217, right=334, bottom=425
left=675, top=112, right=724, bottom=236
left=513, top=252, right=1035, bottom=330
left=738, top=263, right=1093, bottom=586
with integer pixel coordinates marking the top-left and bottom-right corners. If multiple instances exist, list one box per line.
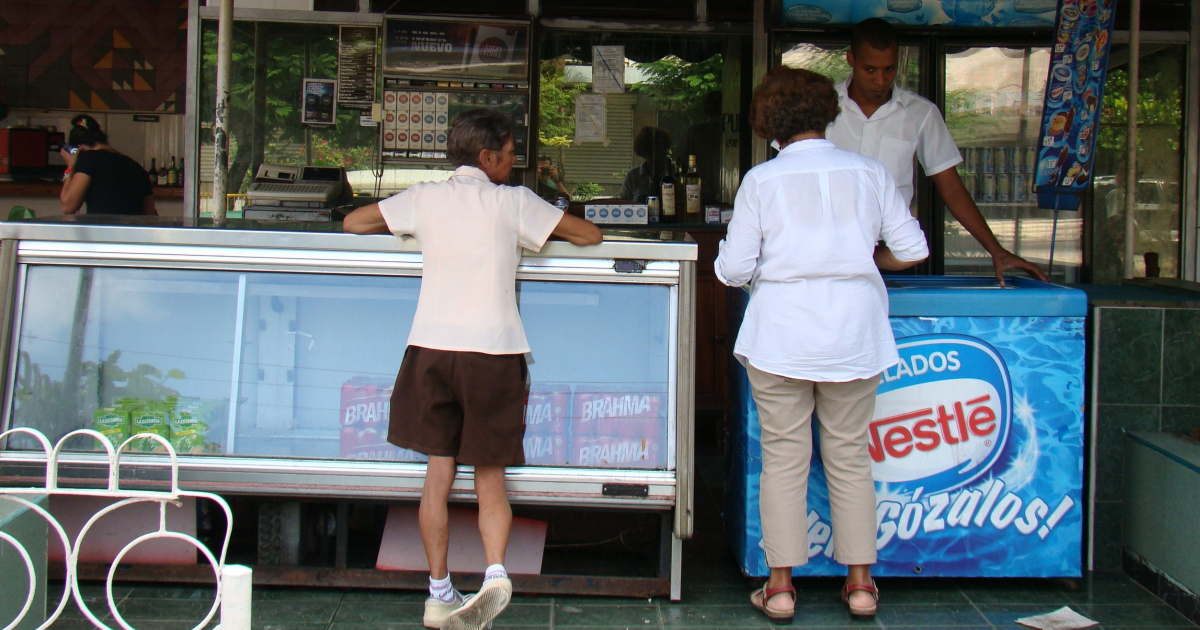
left=827, top=78, right=962, bottom=207
left=378, top=166, right=564, bottom=355
left=715, top=139, right=928, bottom=382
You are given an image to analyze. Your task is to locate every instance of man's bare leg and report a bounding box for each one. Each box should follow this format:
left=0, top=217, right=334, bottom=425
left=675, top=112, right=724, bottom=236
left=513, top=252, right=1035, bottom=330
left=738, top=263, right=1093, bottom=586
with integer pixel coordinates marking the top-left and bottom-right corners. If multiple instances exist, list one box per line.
left=420, top=455, right=458, bottom=580
left=473, top=465, right=511, bottom=567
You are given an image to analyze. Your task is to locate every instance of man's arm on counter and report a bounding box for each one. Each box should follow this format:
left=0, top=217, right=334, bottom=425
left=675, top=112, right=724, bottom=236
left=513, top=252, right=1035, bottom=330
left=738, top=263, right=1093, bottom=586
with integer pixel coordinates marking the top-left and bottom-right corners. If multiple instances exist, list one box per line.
left=552, top=212, right=602, bottom=246
left=930, top=168, right=1048, bottom=283
left=342, top=203, right=391, bottom=235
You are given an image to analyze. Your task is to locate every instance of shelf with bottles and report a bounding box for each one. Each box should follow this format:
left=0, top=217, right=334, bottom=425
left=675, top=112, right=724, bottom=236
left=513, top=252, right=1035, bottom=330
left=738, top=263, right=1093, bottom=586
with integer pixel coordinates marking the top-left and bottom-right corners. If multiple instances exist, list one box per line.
left=145, top=155, right=184, bottom=188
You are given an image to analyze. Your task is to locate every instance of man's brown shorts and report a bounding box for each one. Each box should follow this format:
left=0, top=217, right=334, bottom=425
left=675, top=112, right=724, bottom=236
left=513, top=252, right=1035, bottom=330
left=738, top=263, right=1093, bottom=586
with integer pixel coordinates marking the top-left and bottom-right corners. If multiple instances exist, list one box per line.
left=388, top=345, right=528, bottom=466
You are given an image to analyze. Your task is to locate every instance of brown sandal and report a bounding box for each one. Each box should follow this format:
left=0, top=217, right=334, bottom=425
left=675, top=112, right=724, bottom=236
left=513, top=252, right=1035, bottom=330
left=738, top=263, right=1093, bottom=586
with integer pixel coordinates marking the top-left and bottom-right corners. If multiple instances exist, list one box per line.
left=841, top=579, right=879, bottom=619
left=751, top=583, right=796, bottom=625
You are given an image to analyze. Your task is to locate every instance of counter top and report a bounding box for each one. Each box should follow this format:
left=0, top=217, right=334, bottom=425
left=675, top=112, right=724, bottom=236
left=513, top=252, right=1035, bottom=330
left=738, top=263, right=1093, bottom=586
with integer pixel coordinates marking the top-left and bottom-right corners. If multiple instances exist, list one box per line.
left=0, top=216, right=698, bottom=262
left=0, top=180, right=184, bottom=199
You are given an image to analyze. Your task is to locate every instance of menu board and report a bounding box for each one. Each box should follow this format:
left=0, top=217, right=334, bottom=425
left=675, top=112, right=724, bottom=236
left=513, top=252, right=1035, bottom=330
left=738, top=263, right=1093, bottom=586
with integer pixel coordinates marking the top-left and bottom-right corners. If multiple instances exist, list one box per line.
left=1033, top=0, right=1117, bottom=210
left=383, top=18, right=529, bottom=81
left=338, top=26, right=378, bottom=110
left=780, top=0, right=1059, bottom=27
left=379, top=79, right=530, bottom=166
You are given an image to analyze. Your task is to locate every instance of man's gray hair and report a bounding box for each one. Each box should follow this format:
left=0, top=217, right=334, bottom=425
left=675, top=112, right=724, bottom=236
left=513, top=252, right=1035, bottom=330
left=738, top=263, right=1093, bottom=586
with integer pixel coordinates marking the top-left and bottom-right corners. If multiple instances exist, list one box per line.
left=447, top=108, right=514, bottom=167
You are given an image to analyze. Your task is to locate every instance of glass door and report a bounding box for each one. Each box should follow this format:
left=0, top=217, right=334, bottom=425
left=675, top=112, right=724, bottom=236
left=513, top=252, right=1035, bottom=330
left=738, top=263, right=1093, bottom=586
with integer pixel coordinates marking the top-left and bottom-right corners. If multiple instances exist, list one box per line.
left=941, top=45, right=1081, bottom=281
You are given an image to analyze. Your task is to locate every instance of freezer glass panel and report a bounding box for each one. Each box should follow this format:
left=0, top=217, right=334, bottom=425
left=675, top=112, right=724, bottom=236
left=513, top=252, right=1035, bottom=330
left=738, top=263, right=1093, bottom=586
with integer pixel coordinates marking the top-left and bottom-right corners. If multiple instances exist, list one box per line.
left=943, top=46, right=1080, bottom=281
left=6, top=266, right=674, bottom=471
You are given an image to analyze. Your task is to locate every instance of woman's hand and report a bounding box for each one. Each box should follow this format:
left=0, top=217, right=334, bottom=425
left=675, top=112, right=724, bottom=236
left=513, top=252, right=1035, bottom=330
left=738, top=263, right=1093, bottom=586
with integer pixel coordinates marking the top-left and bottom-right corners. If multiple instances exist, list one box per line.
left=59, top=148, right=78, bottom=170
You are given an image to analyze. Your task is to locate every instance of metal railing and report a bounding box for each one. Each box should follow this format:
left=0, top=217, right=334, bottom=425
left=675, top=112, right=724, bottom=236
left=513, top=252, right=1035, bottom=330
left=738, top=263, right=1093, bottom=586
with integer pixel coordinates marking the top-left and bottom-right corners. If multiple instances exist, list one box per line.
left=0, top=428, right=249, bottom=630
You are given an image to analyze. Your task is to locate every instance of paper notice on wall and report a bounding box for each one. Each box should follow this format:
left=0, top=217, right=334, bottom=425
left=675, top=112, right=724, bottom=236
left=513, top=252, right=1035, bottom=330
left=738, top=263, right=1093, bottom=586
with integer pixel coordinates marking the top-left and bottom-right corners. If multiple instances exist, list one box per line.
left=574, top=94, right=608, bottom=145
left=592, top=45, right=625, bottom=93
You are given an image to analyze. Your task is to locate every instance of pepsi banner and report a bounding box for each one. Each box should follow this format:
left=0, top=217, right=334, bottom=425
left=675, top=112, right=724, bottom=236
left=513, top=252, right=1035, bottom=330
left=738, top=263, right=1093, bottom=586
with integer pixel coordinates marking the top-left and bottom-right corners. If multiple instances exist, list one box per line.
left=780, top=0, right=1059, bottom=27
left=1033, top=0, right=1118, bottom=211
left=726, top=287, right=1086, bottom=577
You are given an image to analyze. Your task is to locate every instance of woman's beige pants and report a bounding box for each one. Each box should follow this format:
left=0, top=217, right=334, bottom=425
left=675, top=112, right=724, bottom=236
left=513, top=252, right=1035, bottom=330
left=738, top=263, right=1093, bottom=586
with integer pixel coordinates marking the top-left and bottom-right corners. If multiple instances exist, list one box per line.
left=747, top=363, right=880, bottom=568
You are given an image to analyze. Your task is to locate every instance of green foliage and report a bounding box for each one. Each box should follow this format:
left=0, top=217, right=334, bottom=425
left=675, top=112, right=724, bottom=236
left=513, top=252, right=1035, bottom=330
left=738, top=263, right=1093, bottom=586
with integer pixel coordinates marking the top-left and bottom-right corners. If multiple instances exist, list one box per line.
left=1098, top=68, right=1183, bottom=153
left=12, top=349, right=185, bottom=445
left=631, top=54, right=723, bottom=124
left=538, top=56, right=589, bottom=146
left=200, top=22, right=378, bottom=192
left=571, top=181, right=604, bottom=202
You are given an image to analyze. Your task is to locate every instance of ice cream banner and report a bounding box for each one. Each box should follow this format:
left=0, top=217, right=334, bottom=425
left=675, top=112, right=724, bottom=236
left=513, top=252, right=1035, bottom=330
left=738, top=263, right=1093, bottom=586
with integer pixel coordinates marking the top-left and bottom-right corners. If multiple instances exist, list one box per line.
left=726, top=313, right=1085, bottom=577
left=1033, top=0, right=1118, bottom=211
left=780, top=0, right=1059, bottom=27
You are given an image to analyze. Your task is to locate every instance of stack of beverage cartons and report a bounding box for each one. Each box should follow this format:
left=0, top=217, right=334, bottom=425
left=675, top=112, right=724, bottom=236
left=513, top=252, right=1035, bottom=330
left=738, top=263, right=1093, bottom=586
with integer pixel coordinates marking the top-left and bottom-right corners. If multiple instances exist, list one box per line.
left=961, top=146, right=1038, bottom=204
left=92, top=397, right=224, bottom=454
left=339, top=376, right=427, bottom=462
left=523, top=383, right=669, bottom=469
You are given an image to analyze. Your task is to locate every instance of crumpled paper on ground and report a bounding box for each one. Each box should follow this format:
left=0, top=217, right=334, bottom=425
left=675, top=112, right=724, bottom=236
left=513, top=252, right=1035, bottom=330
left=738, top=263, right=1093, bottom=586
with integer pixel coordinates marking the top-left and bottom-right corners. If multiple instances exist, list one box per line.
left=1015, top=606, right=1099, bottom=630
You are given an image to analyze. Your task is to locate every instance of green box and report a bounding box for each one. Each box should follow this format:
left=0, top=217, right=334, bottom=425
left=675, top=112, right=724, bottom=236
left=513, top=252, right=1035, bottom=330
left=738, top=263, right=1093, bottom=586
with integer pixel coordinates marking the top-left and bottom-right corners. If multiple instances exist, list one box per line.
left=92, top=407, right=129, bottom=450
left=129, top=406, right=171, bottom=452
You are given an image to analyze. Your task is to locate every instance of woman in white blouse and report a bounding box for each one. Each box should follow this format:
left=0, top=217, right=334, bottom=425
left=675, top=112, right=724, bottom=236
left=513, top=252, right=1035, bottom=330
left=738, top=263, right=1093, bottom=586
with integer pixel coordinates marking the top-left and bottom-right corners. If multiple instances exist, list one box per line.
left=716, top=66, right=928, bottom=624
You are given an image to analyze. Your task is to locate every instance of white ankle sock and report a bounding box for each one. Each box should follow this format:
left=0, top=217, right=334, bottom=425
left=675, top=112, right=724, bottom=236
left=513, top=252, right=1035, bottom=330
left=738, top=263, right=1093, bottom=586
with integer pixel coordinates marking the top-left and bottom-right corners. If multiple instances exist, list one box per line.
left=483, top=564, right=507, bottom=582
left=429, top=574, right=456, bottom=602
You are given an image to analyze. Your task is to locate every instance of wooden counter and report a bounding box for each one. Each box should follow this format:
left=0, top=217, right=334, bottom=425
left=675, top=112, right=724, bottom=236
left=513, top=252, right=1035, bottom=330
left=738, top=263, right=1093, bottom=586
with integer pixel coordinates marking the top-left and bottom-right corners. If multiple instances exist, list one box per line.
left=0, top=180, right=185, bottom=199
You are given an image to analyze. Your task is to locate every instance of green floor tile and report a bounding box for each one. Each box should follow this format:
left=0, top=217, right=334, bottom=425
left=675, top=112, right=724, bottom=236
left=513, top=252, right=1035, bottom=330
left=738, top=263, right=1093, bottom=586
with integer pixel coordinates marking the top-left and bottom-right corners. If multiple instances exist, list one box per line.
left=330, top=602, right=424, bottom=624
left=115, top=598, right=219, bottom=622
left=873, top=603, right=990, bottom=627
left=660, top=603, right=769, bottom=628
left=491, top=603, right=551, bottom=627
left=1082, top=604, right=1196, bottom=626
left=976, top=603, right=1082, bottom=627
left=1065, top=576, right=1169, bottom=605
left=552, top=603, right=660, bottom=627
left=958, top=580, right=1074, bottom=605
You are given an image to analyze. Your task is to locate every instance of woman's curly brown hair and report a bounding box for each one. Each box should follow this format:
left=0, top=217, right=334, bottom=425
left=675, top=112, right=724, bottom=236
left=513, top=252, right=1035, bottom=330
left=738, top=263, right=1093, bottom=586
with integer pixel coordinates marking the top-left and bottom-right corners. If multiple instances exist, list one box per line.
left=749, top=66, right=840, bottom=143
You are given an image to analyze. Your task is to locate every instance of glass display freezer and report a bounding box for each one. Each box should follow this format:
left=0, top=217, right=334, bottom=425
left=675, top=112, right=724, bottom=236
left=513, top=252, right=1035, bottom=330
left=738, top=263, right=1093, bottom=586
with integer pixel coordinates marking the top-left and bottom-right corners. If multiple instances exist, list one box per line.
left=0, top=216, right=697, bottom=598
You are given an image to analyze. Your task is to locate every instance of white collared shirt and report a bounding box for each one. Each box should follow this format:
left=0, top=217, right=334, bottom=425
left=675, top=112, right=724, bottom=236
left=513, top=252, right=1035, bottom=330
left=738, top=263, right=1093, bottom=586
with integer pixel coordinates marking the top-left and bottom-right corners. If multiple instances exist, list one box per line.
left=827, top=78, right=962, bottom=207
left=715, top=139, right=929, bottom=381
left=378, top=165, right=564, bottom=355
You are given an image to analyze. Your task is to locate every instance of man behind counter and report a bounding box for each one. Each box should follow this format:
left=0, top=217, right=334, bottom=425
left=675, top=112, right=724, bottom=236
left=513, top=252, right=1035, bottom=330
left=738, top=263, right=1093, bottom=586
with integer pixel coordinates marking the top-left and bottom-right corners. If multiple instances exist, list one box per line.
left=827, top=18, right=1047, bottom=283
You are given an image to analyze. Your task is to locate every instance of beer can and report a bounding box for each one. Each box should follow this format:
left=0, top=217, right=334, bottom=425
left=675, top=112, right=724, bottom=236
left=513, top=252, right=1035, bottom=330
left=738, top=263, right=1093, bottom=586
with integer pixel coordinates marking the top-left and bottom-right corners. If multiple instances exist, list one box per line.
left=961, top=147, right=974, bottom=171
left=554, top=195, right=569, bottom=210
left=983, top=174, right=996, bottom=202
left=646, top=196, right=661, bottom=223
left=1012, top=172, right=1027, bottom=202
left=994, top=146, right=1009, bottom=174
left=980, top=147, right=993, bottom=174
left=1025, top=147, right=1038, bottom=173
left=997, top=173, right=1011, bottom=202
left=524, top=384, right=572, bottom=466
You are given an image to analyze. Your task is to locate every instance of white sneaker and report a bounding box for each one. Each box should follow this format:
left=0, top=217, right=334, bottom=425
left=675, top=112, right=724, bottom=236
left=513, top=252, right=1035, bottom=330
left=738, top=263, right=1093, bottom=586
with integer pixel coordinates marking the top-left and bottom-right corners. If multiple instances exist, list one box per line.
left=424, top=590, right=465, bottom=629
left=442, top=577, right=512, bottom=630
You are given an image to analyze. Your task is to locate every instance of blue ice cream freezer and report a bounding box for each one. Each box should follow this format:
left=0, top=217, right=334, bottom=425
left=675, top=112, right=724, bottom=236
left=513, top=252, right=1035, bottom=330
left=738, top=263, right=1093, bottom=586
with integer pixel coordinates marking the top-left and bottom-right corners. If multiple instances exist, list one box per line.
left=724, top=276, right=1087, bottom=577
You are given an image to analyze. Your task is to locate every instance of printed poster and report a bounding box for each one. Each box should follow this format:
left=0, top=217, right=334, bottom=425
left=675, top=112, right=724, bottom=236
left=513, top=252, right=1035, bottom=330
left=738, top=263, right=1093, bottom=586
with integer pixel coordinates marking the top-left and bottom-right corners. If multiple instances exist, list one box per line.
left=592, top=45, right=626, bottom=93
left=301, top=78, right=336, bottom=126
left=574, top=94, right=608, bottom=144
left=383, top=18, right=529, bottom=81
left=1033, top=0, right=1118, bottom=210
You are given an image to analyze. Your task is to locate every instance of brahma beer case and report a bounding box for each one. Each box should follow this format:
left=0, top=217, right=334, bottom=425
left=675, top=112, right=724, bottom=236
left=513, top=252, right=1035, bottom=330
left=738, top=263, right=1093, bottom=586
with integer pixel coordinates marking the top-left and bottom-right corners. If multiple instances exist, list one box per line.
left=725, top=277, right=1087, bottom=577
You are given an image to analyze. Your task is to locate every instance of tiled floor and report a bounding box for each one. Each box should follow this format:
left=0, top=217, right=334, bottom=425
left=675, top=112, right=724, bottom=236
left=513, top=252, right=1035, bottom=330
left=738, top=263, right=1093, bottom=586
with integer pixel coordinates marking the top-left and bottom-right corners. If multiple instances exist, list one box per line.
left=36, top=457, right=1200, bottom=630
left=42, top=571, right=1200, bottom=630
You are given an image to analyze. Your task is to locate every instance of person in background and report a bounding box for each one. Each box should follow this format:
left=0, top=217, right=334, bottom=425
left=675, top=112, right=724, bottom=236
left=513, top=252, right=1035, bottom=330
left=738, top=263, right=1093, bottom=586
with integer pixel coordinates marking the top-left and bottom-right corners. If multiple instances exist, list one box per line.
left=827, top=18, right=1044, bottom=283
left=618, top=126, right=674, bottom=203
left=535, top=155, right=570, bottom=202
left=716, top=66, right=928, bottom=624
left=59, top=114, right=157, bottom=216
left=343, top=108, right=601, bottom=630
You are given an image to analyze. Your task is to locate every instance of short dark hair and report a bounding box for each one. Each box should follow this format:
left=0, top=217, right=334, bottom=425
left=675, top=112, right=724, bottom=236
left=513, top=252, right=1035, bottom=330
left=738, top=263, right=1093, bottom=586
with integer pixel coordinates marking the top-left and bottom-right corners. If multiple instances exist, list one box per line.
left=851, top=18, right=898, bottom=55
left=68, top=114, right=108, bottom=146
left=749, top=66, right=840, bottom=143
left=447, top=108, right=513, bottom=168
left=632, top=127, right=672, bottom=161
left=536, top=154, right=552, bottom=164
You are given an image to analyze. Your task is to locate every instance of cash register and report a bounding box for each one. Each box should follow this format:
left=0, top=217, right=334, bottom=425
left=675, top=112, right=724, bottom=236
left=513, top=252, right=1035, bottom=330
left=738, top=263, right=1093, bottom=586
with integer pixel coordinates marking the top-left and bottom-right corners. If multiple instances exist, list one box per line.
left=243, top=163, right=351, bottom=221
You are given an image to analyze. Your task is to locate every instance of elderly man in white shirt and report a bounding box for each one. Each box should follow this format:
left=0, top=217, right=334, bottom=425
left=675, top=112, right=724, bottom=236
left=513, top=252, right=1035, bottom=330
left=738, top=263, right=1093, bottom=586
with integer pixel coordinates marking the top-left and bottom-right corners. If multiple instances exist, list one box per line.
left=344, top=109, right=601, bottom=630
left=717, top=66, right=927, bottom=624
left=827, top=18, right=1046, bottom=283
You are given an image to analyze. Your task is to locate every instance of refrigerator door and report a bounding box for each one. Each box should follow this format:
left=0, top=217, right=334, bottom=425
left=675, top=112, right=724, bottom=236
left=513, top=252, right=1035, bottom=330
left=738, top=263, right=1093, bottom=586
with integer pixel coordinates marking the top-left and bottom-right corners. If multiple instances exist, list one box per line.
left=942, top=45, right=1080, bottom=281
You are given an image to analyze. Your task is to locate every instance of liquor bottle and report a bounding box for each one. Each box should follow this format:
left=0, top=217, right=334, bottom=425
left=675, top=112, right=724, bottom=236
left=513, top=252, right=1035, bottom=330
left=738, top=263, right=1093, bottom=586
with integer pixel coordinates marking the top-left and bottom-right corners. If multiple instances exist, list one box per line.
left=147, top=158, right=158, bottom=186
left=158, top=160, right=169, bottom=186
left=684, top=154, right=702, bottom=220
left=167, top=157, right=178, bottom=186
left=660, top=170, right=677, bottom=222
